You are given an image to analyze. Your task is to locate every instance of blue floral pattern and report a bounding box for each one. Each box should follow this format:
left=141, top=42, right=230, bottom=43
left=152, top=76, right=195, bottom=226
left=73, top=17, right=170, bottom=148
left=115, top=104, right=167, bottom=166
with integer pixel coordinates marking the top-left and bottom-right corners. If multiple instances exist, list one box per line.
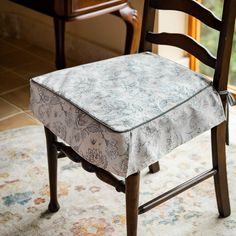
left=30, top=52, right=225, bottom=177
left=2, top=192, right=33, bottom=206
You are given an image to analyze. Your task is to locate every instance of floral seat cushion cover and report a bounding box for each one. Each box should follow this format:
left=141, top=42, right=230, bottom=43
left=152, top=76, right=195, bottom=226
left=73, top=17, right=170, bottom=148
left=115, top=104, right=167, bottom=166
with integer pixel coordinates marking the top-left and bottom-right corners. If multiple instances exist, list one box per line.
left=30, top=52, right=225, bottom=177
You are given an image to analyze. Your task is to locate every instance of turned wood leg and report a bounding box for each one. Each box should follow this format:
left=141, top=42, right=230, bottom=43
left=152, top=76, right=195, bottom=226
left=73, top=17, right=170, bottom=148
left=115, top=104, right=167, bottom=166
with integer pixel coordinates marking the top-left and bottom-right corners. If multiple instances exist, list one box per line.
left=225, top=104, right=229, bottom=145
left=226, top=123, right=229, bottom=145
left=44, top=127, right=60, bottom=212
left=125, top=172, right=140, bottom=236
left=149, top=161, right=160, bottom=173
left=211, top=122, right=231, bottom=217
left=53, top=18, right=66, bottom=69
left=113, top=5, right=140, bottom=54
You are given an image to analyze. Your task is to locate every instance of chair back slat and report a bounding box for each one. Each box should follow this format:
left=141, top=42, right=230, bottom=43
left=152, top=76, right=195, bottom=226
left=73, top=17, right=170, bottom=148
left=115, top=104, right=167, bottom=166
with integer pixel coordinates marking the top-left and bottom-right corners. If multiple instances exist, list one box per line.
left=139, top=0, right=236, bottom=90
left=150, top=0, right=222, bottom=31
left=146, top=32, right=216, bottom=68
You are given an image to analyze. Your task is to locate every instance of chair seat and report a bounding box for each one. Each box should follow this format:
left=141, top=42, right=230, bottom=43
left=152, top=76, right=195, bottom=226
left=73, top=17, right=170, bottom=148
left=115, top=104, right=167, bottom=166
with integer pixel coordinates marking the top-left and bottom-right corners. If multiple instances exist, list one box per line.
left=30, top=52, right=225, bottom=177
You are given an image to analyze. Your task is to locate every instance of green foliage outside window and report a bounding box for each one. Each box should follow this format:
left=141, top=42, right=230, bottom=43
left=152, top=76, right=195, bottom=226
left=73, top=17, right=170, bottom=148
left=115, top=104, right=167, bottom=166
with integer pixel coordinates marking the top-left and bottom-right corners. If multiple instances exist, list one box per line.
left=200, top=0, right=236, bottom=86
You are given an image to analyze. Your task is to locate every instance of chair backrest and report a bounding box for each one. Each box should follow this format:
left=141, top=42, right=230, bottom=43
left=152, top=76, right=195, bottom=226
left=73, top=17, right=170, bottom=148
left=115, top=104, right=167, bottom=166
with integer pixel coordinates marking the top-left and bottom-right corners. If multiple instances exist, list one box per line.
left=139, top=0, right=236, bottom=93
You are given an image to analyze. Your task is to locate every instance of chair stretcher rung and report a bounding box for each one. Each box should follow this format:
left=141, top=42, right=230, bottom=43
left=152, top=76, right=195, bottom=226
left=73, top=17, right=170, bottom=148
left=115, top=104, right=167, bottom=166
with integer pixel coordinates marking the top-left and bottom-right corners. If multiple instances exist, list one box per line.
left=138, top=169, right=217, bottom=214
left=54, top=141, right=126, bottom=193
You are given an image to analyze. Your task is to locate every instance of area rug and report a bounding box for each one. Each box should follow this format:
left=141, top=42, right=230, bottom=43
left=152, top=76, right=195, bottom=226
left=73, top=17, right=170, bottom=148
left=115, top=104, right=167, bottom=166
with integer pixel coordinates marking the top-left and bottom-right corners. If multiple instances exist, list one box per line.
left=0, top=107, right=236, bottom=236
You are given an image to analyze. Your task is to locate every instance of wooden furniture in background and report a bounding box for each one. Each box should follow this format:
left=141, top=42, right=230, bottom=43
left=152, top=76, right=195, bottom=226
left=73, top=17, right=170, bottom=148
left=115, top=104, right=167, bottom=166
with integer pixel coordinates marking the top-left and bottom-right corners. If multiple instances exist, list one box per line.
left=10, top=0, right=140, bottom=69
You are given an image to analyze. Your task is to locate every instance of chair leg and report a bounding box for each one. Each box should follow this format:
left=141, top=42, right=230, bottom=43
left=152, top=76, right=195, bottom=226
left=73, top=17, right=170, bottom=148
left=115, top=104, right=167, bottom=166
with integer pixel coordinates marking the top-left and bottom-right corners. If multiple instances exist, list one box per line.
left=54, top=18, right=66, bottom=69
left=44, top=127, right=60, bottom=212
left=226, top=122, right=229, bottom=145
left=125, top=172, right=140, bottom=236
left=211, top=122, right=231, bottom=217
left=149, top=161, right=160, bottom=173
left=115, top=5, right=140, bottom=54
left=225, top=103, right=229, bottom=145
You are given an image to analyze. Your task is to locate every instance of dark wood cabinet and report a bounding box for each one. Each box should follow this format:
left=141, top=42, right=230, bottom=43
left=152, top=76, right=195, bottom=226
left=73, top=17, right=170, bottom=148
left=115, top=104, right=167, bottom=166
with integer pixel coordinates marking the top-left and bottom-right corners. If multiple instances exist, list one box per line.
left=10, top=0, right=127, bottom=19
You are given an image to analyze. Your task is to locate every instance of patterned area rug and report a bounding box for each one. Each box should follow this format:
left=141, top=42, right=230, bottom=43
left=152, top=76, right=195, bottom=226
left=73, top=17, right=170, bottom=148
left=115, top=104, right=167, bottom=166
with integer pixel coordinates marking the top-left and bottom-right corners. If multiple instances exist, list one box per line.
left=0, top=107, right=236, bottom=236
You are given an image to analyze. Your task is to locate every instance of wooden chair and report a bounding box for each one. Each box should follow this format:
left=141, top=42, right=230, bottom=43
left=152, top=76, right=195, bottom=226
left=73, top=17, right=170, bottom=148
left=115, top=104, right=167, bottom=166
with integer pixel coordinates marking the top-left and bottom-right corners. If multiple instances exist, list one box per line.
left=9, top=0, right=140, bottom=69
left=30, top=0, right=236, bottom=235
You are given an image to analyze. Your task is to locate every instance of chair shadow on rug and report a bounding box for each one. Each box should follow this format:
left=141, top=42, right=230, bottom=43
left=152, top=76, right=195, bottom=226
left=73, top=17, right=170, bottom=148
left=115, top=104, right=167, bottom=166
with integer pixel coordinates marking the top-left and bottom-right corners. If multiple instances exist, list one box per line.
left=39, top=209, right=55, bottom=219
left=30, top=0, right=236, bottom=235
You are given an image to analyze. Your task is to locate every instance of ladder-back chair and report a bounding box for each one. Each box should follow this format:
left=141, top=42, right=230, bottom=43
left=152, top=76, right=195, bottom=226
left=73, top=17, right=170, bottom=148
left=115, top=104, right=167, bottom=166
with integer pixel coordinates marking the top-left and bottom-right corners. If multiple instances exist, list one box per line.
left=30, top=0, right=236, bottom=235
